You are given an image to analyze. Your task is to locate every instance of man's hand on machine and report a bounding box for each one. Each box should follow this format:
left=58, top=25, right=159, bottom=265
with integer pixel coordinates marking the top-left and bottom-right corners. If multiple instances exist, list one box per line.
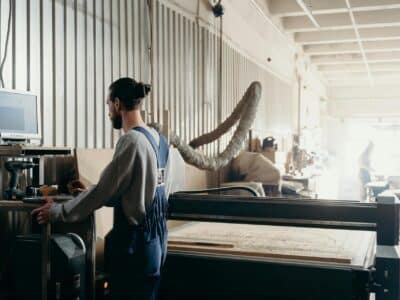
left=68, top=180, right=88, bottom=196
left=31, top=197, right=53, bottom=224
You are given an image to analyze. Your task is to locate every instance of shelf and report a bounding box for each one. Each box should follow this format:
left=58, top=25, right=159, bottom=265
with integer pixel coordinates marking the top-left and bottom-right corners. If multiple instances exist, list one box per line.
left=0, top=145, right=71, bottom=156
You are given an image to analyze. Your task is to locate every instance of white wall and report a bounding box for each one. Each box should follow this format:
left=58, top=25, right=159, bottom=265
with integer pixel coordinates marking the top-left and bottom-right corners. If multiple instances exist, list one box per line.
left=1, top=0, right=327, bottom=151
left=164, top=0, right=297, bottom=81
left=164, top=0, right=328, bottom=139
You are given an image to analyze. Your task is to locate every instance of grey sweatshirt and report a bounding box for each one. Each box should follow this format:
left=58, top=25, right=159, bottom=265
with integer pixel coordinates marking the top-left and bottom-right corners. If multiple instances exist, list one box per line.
left=49, top=126, right=172, bottom=225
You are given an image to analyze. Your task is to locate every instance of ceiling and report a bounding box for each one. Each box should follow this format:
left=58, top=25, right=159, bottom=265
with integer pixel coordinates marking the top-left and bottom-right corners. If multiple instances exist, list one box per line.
left=267, top=0, right=400, bottom=86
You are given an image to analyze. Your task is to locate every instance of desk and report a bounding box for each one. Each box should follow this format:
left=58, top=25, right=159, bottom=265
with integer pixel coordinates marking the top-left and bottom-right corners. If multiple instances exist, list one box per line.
left=0, top=145, right=71, bottom=156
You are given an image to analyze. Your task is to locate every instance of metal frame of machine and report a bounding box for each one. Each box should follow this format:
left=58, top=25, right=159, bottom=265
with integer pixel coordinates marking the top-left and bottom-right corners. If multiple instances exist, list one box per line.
left=161, top=192, right=400, bottom=300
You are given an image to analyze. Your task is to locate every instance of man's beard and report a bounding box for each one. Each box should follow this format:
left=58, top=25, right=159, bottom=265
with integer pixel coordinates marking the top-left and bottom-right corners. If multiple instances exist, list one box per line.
left=111, top=114, right=122, bottom=129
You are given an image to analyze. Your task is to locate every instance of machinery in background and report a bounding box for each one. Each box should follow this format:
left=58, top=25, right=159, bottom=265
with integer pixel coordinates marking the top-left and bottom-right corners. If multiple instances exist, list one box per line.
left=285, top=134, right=315, bottom=176
left=3, top=160, right=37, bottom=200
left=0, top=89, right=87, bottom=299
left=95, top=272, right=111, bottom=300
left=0, top=89, right=74, bottom=202
left=162, top=191, right=400, bottom=300
left=230, top=151, right=281, bottom=195
left=261, top=136, right=278, bottom=163
left=13, top=233, right=86, bottom=300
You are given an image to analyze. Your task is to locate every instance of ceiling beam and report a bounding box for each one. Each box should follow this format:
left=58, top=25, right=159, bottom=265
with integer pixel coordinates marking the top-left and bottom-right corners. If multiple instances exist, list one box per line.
left=304, top=40, right=400, bottom=55
left=329, top=84, right=400, bottom=99
left=283, top=8, right=400, bottom=32
left=355, top=9, right=400, bottom=27
left=283, top=13, right=351, bottom=32
left=296, top=27, right=400, bottom=44
left=269, top=0, right=400, bottom=17
left=304, top=42, right=360, bottom=55
left=368, top=52, right=400, bottom=62
left=296, top=29, right=356, bottom=44
left=325, top=71, right=400, bottom=81
left=345, top=0, right=373, bottom=85
left=295, top=0, right=320, bottom=28
left=329, top=78, right=400, bottom=86
left=311, top=52, right=400, bottom=65
left=319, top=64, right=366, bottom=73
left=364, top=40, right=400, bottom=52
left=319, top=62, right=400, bottom=73
left=269, top=0, right=343, bottom=16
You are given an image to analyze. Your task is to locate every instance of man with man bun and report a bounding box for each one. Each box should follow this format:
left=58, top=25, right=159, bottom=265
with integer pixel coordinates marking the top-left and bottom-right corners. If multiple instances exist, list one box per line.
left=32, top=77, right=171, bottom=300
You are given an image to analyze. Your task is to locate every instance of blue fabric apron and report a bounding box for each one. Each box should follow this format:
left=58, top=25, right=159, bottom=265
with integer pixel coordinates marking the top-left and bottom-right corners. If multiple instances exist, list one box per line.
left=105, top=127, right=169, bottom=300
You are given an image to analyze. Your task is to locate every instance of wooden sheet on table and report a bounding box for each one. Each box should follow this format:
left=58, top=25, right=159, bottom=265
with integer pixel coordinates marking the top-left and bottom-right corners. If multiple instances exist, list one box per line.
left=168, top=222, right=376, bottom=267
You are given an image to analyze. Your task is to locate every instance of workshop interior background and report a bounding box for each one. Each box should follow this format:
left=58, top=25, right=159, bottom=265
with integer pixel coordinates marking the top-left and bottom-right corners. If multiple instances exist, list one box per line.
left=1, top=0, right=400, bottom=199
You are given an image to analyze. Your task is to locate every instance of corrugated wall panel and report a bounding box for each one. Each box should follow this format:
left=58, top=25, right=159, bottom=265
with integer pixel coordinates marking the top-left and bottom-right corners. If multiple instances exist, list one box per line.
left=103, top=0, right=112, bottom=148
left=0, top=0, right=293, bottom=151
left=86, top=0, right=95, bottom=148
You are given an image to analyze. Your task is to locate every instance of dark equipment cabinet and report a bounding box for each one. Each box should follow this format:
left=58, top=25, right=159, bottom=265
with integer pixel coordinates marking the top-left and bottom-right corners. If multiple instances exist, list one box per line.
left=13, top=234, right=86, bottom=300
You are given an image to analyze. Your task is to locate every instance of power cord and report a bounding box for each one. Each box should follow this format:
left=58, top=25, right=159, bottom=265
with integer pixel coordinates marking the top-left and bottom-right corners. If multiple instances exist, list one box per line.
left=0, top=0, right=13, bottom=88
left=145, top=0, right=154, bottom=122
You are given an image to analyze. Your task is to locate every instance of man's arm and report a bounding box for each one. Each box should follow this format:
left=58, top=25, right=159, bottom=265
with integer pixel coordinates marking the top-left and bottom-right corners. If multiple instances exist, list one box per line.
left=48, top=135, right=138, bottom=223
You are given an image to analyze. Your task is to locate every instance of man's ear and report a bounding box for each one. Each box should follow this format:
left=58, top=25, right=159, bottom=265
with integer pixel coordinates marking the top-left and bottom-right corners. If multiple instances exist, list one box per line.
left=114, top=97, right=121, bottom=112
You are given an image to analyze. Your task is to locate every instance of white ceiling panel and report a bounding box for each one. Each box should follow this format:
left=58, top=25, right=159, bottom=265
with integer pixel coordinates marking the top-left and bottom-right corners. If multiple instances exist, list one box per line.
left=268, top=0, right=400, bottom=85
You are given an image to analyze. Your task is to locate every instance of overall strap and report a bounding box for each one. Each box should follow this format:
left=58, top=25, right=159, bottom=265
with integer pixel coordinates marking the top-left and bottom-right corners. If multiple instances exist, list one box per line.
left=133, top=127, right=169, bottom=169
left=133, top=126, right=160, bottom=166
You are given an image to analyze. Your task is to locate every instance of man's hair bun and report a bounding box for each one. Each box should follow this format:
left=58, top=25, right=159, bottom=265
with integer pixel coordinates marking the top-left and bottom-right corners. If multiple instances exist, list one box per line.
left=137, top=82, right=151, bottom=98
left=143, top=84, right=151, bottom=96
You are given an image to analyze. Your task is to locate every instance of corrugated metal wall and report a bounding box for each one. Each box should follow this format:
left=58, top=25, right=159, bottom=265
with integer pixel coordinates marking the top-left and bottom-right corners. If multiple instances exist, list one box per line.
left=0, top=0, right=293, bottom=152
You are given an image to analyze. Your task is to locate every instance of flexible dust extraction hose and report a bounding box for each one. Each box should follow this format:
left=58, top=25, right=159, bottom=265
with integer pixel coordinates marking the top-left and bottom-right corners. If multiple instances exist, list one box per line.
left=149, top=81, right=262, bottom=171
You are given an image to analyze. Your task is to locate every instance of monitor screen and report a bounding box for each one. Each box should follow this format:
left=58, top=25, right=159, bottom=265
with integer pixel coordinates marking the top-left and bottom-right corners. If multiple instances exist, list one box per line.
left=0, top=89, right=39, bottom=138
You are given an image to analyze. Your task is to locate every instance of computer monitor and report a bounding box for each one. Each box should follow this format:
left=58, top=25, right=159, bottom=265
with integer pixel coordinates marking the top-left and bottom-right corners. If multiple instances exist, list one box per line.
left=0, top=88, right=41, bottom=144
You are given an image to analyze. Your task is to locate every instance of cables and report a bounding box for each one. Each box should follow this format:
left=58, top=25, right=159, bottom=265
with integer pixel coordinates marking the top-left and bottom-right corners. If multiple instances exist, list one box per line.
left=145, top=0, right=154, bottom=122
left=0, top=0, right=13, bottom=88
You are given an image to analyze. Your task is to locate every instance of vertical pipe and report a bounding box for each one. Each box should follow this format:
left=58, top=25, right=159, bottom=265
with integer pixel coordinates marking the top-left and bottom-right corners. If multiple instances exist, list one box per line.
left=63, top=0, right=67, bottom=146
left=101, top=0, right=105, bottom=148
left=217, top=16, right=223, bottom=165
left=27, top=0, right=31, bottom=91
left=52, top=0, right=56, bottom=146
left=84, top=0, right=88, bottom=147
left=74, top=0, right=78, bottom=147
left=124, top=0, right=128, bottom=76
left=110, top=0, right=114, bottom=146
left=297, top=75, right=301, bottom=136
left=11, top=0, right=15, bottom=89
left=131, top=0, right=135, bottom=77
left=39, top=0, right=44, bottom=144
left=93, top=0, right=97, bottom=148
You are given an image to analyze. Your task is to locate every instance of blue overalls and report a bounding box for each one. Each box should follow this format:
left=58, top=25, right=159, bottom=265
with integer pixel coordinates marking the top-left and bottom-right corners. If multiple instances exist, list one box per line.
left=105, top=127, right=169, bottom=300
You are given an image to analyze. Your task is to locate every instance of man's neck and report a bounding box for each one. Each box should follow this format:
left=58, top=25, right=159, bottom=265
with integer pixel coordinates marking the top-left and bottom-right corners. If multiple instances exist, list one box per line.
left=121, top=110, right=146, bottom=133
